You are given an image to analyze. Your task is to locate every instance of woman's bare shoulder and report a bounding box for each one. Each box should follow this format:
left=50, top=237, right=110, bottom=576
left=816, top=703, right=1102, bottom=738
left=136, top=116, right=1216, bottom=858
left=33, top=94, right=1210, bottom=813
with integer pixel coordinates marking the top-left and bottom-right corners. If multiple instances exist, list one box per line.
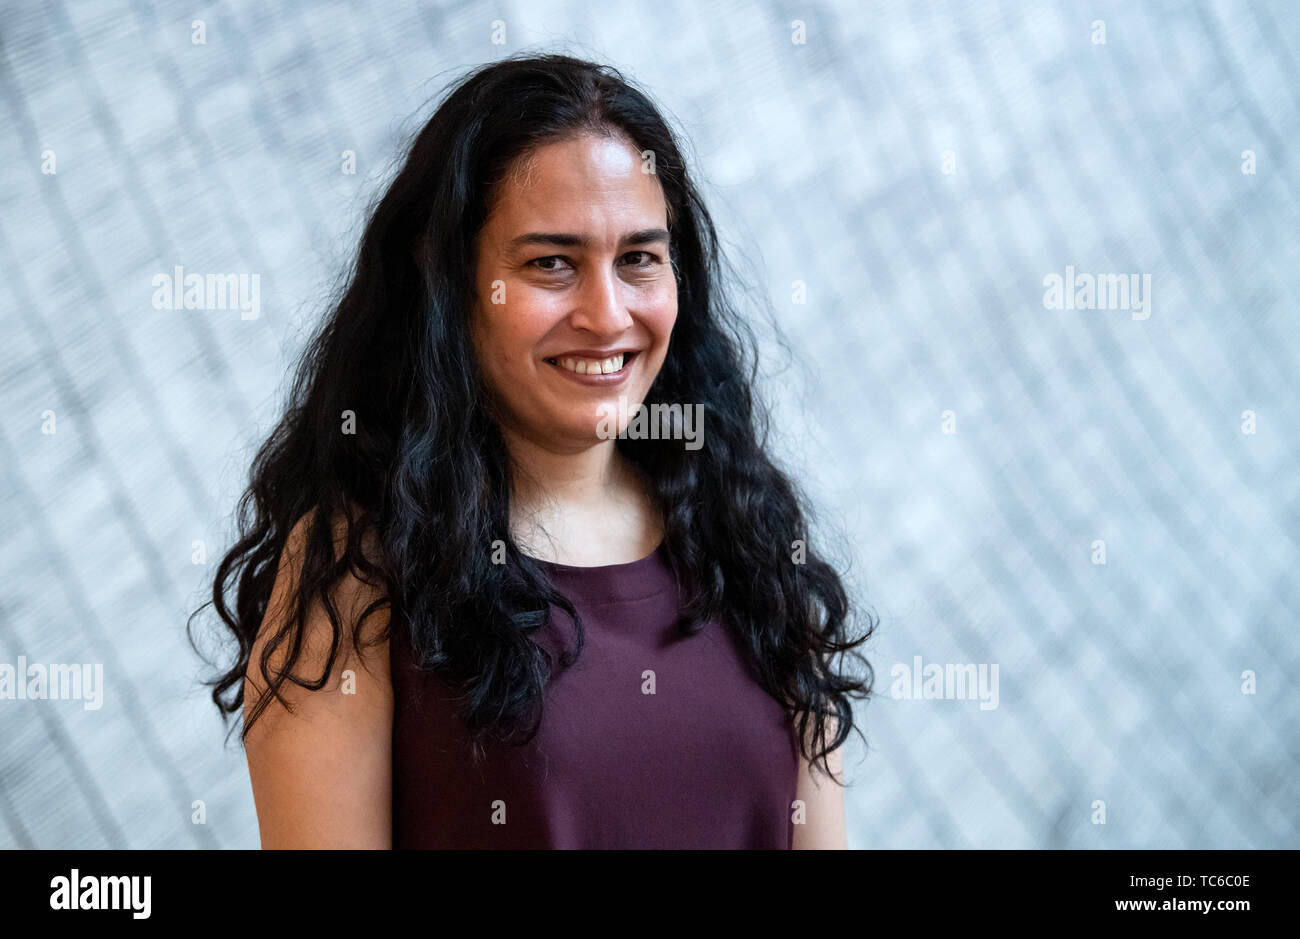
left=243, top=503, right=394, bottom=848
left=246, top=503, right=390, bottom=697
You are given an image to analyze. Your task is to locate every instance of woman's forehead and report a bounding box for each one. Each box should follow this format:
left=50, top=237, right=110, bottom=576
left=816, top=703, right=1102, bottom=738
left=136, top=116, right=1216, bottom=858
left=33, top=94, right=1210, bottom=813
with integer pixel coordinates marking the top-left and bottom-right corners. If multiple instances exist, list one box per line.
left=487, top=135, right=667, bottom=235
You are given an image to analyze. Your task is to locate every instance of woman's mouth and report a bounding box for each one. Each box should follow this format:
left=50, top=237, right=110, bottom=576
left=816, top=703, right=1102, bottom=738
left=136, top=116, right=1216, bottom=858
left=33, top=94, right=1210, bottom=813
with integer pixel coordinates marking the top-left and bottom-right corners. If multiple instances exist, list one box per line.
left=544, top=351, right=638, bottom=376
left=540, top=348, right=637, bottom=382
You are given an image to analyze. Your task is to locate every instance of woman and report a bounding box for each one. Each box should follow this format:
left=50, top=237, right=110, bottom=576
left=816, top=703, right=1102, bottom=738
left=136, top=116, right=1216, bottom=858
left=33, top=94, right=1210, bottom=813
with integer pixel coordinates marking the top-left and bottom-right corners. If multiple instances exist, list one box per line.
left=194, top=53, right=874, bottom=849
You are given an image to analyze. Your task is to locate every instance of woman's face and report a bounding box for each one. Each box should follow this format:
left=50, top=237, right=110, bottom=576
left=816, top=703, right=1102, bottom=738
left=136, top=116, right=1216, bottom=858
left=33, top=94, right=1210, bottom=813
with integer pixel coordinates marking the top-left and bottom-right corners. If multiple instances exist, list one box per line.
left=470, top=132, right=677, bottom=451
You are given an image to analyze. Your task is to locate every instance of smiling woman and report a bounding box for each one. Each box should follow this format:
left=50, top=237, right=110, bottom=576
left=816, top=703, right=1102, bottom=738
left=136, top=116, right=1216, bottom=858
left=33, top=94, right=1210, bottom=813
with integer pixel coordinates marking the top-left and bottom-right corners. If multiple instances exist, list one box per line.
left=470, top=133, right=677, bottom=485
left=190, top=52, right=874, bottom=850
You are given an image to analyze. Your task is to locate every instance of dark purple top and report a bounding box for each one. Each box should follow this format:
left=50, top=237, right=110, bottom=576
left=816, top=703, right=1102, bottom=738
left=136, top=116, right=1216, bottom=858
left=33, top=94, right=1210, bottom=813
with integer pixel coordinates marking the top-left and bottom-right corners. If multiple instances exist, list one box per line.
left=390, top=542, right=800, bottom=848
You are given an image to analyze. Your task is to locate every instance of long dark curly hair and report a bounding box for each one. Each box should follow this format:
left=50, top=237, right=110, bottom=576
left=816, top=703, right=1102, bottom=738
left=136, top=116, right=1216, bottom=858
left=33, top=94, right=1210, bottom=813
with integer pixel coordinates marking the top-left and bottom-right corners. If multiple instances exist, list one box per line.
left=189, top=52, right=875, bottom=778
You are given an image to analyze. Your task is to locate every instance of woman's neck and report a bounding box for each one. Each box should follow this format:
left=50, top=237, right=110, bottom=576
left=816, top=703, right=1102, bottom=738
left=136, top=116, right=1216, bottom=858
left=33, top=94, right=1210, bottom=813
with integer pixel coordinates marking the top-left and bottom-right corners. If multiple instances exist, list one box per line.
left=504, top=432, right=662, bottom=565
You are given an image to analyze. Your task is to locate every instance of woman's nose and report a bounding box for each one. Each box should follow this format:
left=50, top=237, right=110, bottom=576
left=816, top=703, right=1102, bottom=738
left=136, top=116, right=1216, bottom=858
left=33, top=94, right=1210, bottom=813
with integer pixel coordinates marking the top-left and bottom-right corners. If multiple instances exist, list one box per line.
left=569, top=264, right=634, bottom=334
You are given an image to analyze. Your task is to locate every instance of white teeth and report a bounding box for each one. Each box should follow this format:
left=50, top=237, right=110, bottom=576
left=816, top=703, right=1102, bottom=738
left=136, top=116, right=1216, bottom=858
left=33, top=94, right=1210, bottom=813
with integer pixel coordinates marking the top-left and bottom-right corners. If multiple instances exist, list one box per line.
left=555, top=353, right=625, bottom=375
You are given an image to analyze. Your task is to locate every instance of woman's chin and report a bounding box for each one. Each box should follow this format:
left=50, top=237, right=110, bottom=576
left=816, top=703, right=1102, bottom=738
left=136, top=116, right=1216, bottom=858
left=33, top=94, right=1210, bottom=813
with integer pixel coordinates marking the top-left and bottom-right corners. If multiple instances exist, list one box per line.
left=535, top=407, right=623, bottom=447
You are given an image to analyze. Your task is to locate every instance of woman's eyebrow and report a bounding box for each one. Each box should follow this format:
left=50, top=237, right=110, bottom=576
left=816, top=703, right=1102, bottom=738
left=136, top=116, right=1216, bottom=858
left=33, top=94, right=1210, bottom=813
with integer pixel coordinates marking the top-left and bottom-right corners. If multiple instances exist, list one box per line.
left=622, top=228, right=670, bottom=246
left=506, top=228, right=670, bottom=251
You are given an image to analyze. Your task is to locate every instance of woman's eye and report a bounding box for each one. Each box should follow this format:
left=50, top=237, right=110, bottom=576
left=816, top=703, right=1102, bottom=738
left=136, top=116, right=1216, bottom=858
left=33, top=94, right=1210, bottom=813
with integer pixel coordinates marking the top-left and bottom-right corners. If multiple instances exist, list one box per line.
left=529, top=256, right=572, bottom=272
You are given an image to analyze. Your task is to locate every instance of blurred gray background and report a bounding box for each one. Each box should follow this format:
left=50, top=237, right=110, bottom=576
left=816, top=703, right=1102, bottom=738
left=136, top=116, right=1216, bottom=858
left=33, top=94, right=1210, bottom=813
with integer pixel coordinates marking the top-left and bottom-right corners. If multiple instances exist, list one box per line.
left=1, top=0, right=1297, bottom=849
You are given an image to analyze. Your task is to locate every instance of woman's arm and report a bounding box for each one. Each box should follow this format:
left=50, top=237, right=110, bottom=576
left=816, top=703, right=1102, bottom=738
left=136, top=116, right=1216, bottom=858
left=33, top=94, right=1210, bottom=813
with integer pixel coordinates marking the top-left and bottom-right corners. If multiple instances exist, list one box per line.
left=791, top=717, right=848, bottom=849
left=243, top=510, right=393, bottom=849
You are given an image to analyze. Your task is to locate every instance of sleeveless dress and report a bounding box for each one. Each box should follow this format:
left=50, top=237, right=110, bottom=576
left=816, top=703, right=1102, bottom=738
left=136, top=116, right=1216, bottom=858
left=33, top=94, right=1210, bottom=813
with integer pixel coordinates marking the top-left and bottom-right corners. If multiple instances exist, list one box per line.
left=389, top=542, right=800, bottom=848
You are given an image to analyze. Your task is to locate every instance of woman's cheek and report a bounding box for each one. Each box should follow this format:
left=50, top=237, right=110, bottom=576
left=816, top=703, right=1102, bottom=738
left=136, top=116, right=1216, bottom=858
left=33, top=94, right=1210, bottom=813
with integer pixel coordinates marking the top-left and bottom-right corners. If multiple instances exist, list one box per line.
left=513, top=288, right=567, bottom=333
left=640, top=279, right=678, bottom=325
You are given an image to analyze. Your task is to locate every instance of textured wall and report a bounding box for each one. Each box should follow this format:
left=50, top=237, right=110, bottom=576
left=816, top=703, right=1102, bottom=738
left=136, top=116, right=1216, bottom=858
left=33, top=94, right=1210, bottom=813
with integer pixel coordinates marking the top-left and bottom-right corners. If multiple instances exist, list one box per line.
left=1, top=0, right=1297, bottom=849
